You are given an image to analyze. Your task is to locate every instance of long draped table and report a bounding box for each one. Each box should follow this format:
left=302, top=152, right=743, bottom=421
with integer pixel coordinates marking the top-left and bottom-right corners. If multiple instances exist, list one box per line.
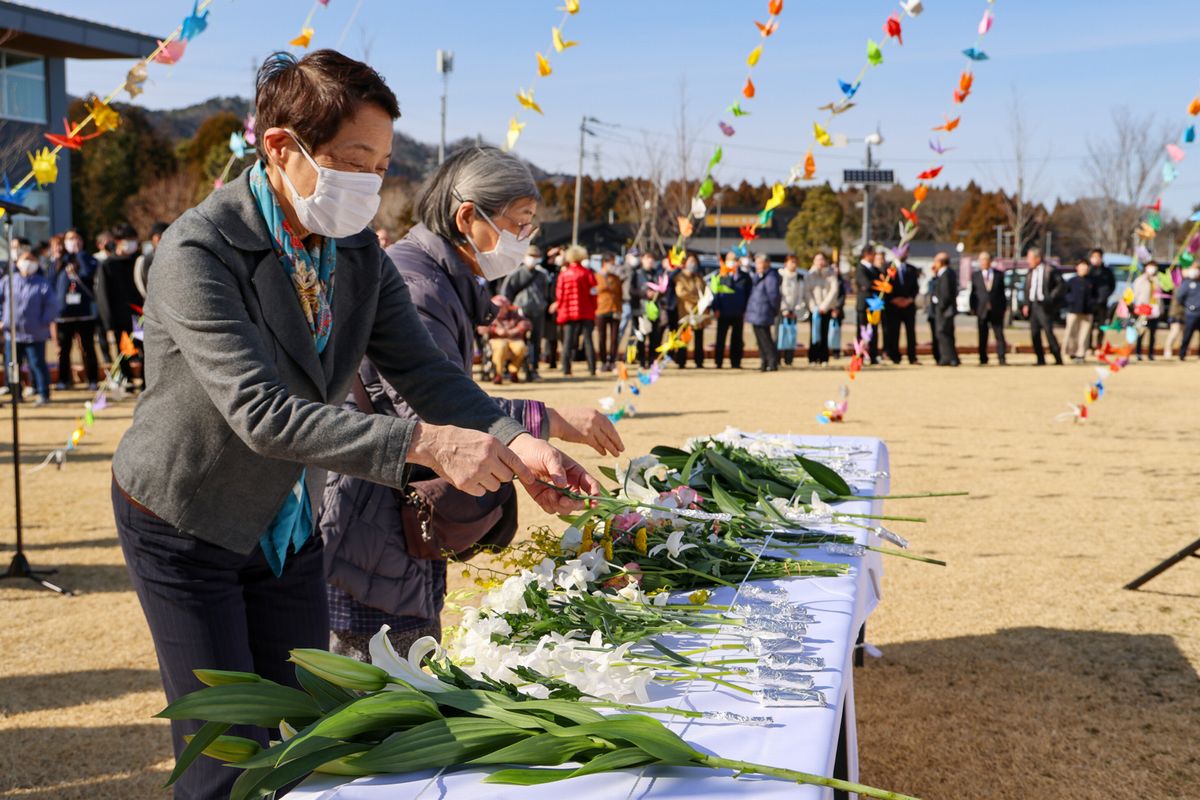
left=291, top=434, right=890, bottom=799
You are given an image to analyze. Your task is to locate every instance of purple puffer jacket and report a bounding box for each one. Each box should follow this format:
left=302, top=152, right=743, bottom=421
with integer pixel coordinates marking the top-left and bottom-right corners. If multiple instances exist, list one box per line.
left=1, top=270, right=59, bottom=342
left=319, top=224, right=547, bottom=621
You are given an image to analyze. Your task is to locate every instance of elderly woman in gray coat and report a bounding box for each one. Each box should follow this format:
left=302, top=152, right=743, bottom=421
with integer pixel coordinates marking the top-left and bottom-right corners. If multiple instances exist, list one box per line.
left=110, top=51, right=597, bottom=800
left=321, top=146, right=623, bottom=660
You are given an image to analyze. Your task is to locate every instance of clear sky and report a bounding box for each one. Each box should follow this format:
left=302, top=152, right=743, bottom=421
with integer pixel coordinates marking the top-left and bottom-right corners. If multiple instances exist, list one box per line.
left=28, top=0, right=1200, bottom=217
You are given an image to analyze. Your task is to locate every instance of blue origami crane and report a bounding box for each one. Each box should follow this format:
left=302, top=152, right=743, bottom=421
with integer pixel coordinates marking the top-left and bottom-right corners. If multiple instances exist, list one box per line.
left=962, top=47, right=989, bottom=61
left=838, top=79, right=861, bottom=99
left=181, top=1, right=209, bottom=41
left=867, top=296, right=886, bottom=311
left=1, top=173, right=31, bottom=205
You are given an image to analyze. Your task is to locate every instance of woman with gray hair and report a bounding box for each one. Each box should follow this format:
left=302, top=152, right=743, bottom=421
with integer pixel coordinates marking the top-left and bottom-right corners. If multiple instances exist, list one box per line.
left=320, top=146, right=623, bottom=659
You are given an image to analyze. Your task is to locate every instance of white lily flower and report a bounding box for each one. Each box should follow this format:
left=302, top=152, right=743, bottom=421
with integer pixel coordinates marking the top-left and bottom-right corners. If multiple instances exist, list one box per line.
left=369, top=627, right=450, bottom=693
left=559, top=526, right=583, bottom=555
left=648, top=529, right=699, bottom=559
left=481, top=573, right=532, bottom=615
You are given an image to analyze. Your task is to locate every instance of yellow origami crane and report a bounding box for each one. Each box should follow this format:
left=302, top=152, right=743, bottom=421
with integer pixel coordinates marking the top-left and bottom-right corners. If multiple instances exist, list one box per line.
left=517, top=88, right=543, bottom=115
left=29, top=147, right=58, bottom=185
left=537, top=52, right=552, bottom=77
left=814, top=122, right=833, bottom=147
left=290, top=27, right=314, bottom=48
left=747, top=45, right=763, bottom=67
left=505, top=117, right=526, bottom=151
left=86, top=96, right=120, bottom=133
left=669, top=245, right=685, bottom=267
left=558, top=0, right=580, bottom=13
left=552, top=27, right=577, bottom=53
left=764, top=182, right=786, bottom=212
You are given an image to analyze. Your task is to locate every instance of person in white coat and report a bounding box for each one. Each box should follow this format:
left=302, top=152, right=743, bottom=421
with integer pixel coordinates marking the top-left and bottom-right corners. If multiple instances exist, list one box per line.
left=778, top=254, right=804, bottom=366
left=803, top=252, right=839, bottom=364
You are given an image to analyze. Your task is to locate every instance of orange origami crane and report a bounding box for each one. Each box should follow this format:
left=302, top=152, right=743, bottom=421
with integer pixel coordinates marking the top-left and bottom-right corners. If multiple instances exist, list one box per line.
left=1189, top=95, right=1200, bottom=116
left=872, top=277, right=893, bottom=294
left=916, top=166, right=943, bottom=180
left=913, top=184, right=929, bottom=203
left=743, top=78, right=756, bottom=99
left=953, top=71, right=974, bottom=104
left=933, top=116, right=961, bottom=132
left=803, top=150, right=816, bottom=180
left=119, top=332, right=139, bottom=357
left=755, top=20, right=778, bottom=37
left=768, top=0, right=783, bottom=14
left=44, top=118, right=102, bottom=150
left=677, top=217, right=694, bottom=238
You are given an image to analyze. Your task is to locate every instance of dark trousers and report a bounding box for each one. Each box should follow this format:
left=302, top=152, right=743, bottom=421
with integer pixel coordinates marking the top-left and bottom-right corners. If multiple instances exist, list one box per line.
left=714, top=314, right=744, bottom=368
left=4, top=340, right=51, bottom=400
left=635, top=321, right=663, bottom=368
left=665, top=308, right=685, bottom=367
left=1029, top=302, right=1063, bottom=364
left=934, top=314, right=958, bottom=365
left=113, top=482, right=328, bottom=800
left=1089, top=302, right=1110, bottom=350
left=977, top=315, right=1007, bottom=364
left=808, top=314, right=831, bottom=363
left=1180, top=315, right=1200, bottom=360
left=543, top=315, right=559, bottom=368
left=1136, top=318, right=1159, bottom=359
left=596, top=312, right=619, bottom=367
left=561, top=319, right=596, bottom=375
left=856, top=307, right=880, bottom=363
left=884, top=305, right=918, bottom=363
left=525, top=314, right=545, bottom=376
left=110, top=322, right=142, bottom=386
left=928, top=318, right=940, bottom=364
left=690, top=325, right=706, bottom=367
left=56, top=317, right=100, bottom=385
left=753, top=324, right=778, bottom=369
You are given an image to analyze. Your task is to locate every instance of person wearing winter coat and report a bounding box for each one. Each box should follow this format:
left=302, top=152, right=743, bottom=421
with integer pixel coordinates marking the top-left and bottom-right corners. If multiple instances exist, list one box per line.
left=674, top=254, right=708, bottom=368
left=1063, top=259, right=1096, bottom=362
left=555, top=244, right=598, bottom=376
left=1131, top=262, right=1162, bottom=361
left=501, top=245, right=550, bottom=380
left=52, top=228, right=101, bottom=389
left=746, top=254, right=782, bottom=371
left=778, top=255, right=804, bottom=366
left=320, top=146, right=621, bottom=662
left=712, top=252, right=751, bottom=368
left=803, top=252, right=839, bottom=364
left=1, top=249, right=59, bottom=405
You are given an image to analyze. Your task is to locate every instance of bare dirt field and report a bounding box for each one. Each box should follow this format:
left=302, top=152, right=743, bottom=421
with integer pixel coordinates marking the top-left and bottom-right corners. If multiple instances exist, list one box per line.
left=2, top=351, right=1197, bottom=799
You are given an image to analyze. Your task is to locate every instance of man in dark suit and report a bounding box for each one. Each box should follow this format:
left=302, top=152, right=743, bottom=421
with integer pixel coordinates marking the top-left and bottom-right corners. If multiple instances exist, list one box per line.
left=1087, top=247, right=1115, bottom=350
left=969, top=250, right=1007, bottom=364
left=1021, top=247, right=1065, bottom=365
left=929, top=252, right=959, bottom=365
left=884, top=257, right=920, bottom=364
left=854, top=247, right=881, bottom=364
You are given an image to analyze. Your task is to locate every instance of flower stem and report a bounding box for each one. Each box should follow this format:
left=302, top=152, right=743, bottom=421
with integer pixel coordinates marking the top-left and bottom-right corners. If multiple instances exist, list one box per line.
left=698, top=755, right=921, bottom=800
left=864, top=545, right=946, bottom=566
left=836, top=491, right=968, bottom=500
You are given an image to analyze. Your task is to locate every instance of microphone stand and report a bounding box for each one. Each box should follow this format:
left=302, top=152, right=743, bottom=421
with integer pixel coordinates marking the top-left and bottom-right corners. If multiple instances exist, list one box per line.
left=1, top=199, right=71, bottom=595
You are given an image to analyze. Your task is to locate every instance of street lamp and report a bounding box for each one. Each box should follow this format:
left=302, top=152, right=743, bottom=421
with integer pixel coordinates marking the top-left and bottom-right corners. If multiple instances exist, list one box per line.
left=436, top=49, right=453, bottom=165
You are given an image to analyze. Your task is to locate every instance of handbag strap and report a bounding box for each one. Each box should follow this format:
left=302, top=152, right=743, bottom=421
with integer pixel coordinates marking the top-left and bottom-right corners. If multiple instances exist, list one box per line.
left=351, top=374, right=376, bottom=415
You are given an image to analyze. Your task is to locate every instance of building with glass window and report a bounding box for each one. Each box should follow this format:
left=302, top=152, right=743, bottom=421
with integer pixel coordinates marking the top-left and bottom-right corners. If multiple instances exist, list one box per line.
left=0, top=2, right=158, bottom=247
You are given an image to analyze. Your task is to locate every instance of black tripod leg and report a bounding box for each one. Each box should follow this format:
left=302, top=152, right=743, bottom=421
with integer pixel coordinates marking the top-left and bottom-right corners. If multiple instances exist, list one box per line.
left=1124, top=537, right=1200, bottom=591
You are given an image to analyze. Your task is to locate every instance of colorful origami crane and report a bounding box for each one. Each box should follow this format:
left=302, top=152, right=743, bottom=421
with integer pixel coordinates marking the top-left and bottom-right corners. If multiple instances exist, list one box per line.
left=729, top=101, right=749, bottom=117
left=1166, top=143, right=1186, bottom=162
left=916, top=166, right=943, bottom=180
left=743, top=78, right=756, bottom=99
left=978, top=9, right=994, bottom=35
left=867, top=39, right=883, bottom=66
left=154, top=39, right=187, bottom=64
left=739, top=224, right=758, bottom=241
left=44, top=118, right=102, bottom=150
left=747, top=45, right=763, bottom=67
left=769, top=0, right=783, bottom=14
left=86, top=97, right=120, bottom=133
left=885, top=12, right=903, bottom=44
left=954, top=71, right=974, bottom=103
left=559, top=0, right=580, bottom=13
left=290, top=27, right=314, bottom=48
left=838, top=79, right=861, bottom=99
left=552, top=27, right=577, bottom=52
left=899, top=0, right=923, bottom=17
left=933, top=116, right=961, bottom=132
left=180, top=1, right=209, bottom=41
left=913, top=184, right=928, bottom=203
left=1, top=173, right=31, bottom=205
left=537, top=52, right=552, bottom=77
left=929, top=138, right=955, bottom=154
left=229, top=131, right=247, bottom=158
left=814, top=121, right=833, bottom=147
left=505, top=117, right=525, bottom=151
left=124, top=63, right=148, bottom=98
left=29, top=147, right=59, bottom=185
left=818, top=100, right=855, bottom=115
left=962, top=47, right=989, bottom=61
left=755, top=20, right=778, bottom=37
left=901, top=208, right=919, bottom=226
left=718, top=121, right=735, bottom=137
left=677, top=216, right=694, bottom=238
left=517, top=88, right=543, bottom=114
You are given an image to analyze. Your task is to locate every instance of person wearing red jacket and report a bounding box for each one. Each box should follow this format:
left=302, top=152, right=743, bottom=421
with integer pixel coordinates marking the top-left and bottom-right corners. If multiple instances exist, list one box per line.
left=554, top=244, right=598, bottom=376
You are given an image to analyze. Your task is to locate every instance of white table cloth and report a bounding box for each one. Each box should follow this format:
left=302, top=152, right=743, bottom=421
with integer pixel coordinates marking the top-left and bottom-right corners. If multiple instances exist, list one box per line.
left=291, top=435, right=889, bottom=800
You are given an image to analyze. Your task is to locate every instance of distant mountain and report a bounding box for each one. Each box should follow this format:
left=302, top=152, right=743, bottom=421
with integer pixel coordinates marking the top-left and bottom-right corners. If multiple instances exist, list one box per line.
left=136, top=95, right=554, bottom=182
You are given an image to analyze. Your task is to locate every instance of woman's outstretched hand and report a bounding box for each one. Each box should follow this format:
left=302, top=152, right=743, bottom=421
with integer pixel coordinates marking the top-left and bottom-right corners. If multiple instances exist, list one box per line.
left=408, top=422, right=534, bottom=496
left=548, top=406, right=625, bottom=457
left=507, top=434, right=601, bottom=513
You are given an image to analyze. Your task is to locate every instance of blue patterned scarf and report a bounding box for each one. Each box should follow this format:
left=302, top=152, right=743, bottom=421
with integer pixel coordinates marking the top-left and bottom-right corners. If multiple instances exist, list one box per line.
left=248, top=161, right=336, bottom=576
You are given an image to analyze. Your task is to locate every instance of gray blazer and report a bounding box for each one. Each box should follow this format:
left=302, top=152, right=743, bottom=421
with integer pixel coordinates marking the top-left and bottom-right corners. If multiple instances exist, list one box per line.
left=111, top=169, right=525, bottom=555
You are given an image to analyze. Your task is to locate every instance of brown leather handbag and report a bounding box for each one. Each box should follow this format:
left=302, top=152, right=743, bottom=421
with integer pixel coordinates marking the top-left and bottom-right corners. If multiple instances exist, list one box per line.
left=352, top=377, right=517, bottom=561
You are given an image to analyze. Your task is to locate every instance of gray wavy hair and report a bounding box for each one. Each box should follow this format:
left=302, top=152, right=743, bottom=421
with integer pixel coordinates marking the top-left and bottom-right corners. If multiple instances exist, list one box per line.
left=416, top=146, right=539, bottom=245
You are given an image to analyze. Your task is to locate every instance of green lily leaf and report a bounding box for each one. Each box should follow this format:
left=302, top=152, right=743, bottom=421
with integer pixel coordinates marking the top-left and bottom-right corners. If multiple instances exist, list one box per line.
left=484, top=748, right=658, bottom=785
left=230, top=741, right=371, bottom=800
left=797, top=455, right=852, bottom=497
left=165, top=720, right=230, bottom=787
left=157, top=682, right=321, bottom=728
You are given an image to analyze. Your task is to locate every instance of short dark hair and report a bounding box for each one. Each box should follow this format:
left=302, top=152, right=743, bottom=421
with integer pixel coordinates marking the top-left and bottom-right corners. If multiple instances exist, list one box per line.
left=111, top=222, right=137, bottom=241
left=149, top=221, right=169, bottom=238
left=254, top=50, right=400, bottom=160
left=1089, top=248, right=1104, bottom=258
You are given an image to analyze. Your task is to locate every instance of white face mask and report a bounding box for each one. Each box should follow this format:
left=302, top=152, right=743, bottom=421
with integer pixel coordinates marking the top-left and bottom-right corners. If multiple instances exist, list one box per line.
left=117, top=240, right=140, bottom=257
left=64, top=239, right=80, bottom=254
left=1186, top=268, right=1200, bottom=280
left=523, top=255, right=538, bottom=268
left=1146, top=267, right=1157, bottom=277
left=276, top=131, right=382, bottom=239
left=16, top=259, right=38, bottom=276
left=465, top=206, right=527, bottom=281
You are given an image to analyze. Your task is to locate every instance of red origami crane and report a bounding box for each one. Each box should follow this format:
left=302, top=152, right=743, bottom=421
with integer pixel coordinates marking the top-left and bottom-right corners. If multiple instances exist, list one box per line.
left=884, top=13, right=903, bottom=44
left=916, top=166, right=943, bottom=180
left=901, top=208, right=919, bottom=226
left=44, top=118, right=103, bottom=150
left=739, top=224, right=759, bottom=241
left=1145, top=198, right=1162, bottom=212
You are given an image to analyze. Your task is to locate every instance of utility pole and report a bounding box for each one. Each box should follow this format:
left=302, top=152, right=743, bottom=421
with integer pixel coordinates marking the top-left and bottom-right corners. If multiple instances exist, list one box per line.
left=436, top=50, right=453, bottom=165
left=571, top=116, right=596, bottom=246
left=714, top=192, right=723, bottom=256
left=860, top=141, right=874, bottom=251
left=994, top=225, right=1004, bottom=262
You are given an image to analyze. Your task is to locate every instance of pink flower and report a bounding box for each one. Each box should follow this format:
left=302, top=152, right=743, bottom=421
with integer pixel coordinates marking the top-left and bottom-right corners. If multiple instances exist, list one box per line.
left=670, top=486, right=702, bottom=508
left=604, top=562, right=642, bottom=590
left=612, top=510, right=645, bottom=534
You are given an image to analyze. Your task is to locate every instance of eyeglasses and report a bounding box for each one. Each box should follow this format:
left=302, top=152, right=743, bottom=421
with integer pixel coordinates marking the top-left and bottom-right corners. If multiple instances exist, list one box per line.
left=456, top=191, right=539, bottom=242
